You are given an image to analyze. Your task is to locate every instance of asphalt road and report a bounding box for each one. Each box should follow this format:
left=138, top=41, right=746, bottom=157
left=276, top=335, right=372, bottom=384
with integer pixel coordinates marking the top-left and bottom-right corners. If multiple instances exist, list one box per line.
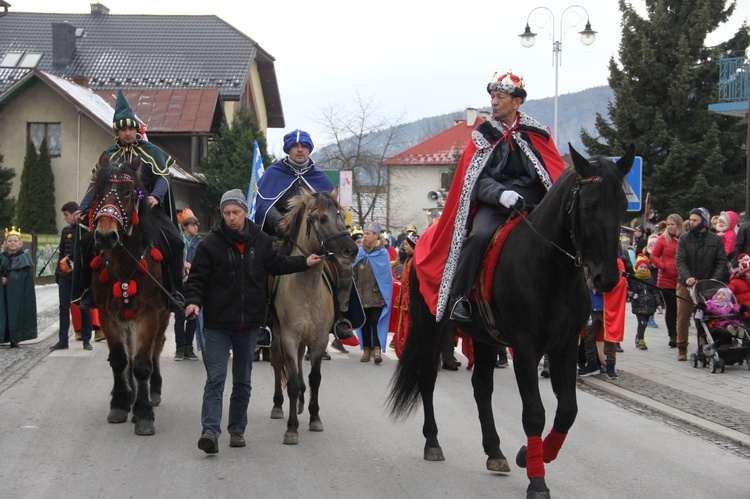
left=0, top=325, right=748, bottom=499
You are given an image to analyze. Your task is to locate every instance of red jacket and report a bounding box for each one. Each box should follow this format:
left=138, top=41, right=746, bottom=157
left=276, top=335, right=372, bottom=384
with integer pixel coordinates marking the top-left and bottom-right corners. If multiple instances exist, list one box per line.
left=650, top=235, right=678, bottom=289
left=728, top=274, right=750, bottom=319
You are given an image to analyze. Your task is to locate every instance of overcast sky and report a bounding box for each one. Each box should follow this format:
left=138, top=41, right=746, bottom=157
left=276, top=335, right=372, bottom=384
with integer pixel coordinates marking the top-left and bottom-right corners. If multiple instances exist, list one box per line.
left=12, top=0, right=750, bottom=156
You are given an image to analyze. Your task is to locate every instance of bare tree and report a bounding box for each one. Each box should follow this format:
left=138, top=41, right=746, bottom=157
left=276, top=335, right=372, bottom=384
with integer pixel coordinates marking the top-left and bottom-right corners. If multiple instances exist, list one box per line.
left=315, top=92, right=407, bottom=228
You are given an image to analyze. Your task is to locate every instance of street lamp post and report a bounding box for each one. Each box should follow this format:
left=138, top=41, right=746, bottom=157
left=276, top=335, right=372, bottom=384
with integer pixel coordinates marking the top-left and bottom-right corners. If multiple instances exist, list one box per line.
left=519, top=5, right=597, bottom=146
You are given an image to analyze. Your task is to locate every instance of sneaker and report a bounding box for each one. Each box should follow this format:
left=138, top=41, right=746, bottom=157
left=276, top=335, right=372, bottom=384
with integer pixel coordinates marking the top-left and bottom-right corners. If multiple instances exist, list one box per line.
left=615, top=343, right=624, bottom=353
left=647, top=317, right=658, bottom=328
left=229, top=432, right=246, bottom=448
left=198, top=432, right=219, bottom=454
left=49, top=342, right=69, bottom=350
left=83, top=341, right=93, bottom=351
left=442, top=362, right=459, bottom=371
left=322, top=350, right=331, bottom=361
left=94, top=329, right=106, bottom=342
left=330, top=339, right=348, bottom=353
left=74, top=332, right=82, bottom=341
left=183, top=346, right=199, bottom=361
left=174, top=347, right=185, bottom=361
left=495, top=356, right=509, bottom=368
left=605, top=363, right=618, bottom=380
left=578, top=360, right=601, bottom=377
left=636, top=338, right=648, bottom=350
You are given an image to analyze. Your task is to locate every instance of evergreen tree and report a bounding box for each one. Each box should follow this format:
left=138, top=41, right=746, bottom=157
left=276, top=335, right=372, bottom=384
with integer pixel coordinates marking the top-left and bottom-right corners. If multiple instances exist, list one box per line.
left=199, top=108, right=270, bottom=220
left=581, top=0, right=750, bottom=217
left=0, top=146, right=16, bottom=230
left=17, top=139, right=57, bottom=233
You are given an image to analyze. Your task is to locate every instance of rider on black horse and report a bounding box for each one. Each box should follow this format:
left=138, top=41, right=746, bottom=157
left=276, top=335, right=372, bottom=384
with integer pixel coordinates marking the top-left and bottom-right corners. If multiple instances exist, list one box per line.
left=253, top=129, right=360, bottom=340
left=73, top=90, right=185, bottom=312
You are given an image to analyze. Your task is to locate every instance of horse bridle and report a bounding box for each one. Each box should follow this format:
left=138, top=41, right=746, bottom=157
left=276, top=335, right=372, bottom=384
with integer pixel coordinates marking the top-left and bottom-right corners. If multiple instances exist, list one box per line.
left=288, top=208, right=350, bottom=259
left=514, top=174, right=604, bottom=266
left=92, top=173, right=142, bottom=235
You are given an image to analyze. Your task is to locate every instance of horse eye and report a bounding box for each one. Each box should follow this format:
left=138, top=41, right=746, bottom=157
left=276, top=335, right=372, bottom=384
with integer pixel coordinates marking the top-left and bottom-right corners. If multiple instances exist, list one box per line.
left=320, top=215, right=328, bottom=224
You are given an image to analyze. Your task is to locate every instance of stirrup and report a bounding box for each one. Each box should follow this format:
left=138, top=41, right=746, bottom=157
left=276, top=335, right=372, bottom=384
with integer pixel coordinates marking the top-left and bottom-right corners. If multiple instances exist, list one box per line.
left=449, top=297, right=472, bottom=322
left=333, top=318, right=354, bottom=340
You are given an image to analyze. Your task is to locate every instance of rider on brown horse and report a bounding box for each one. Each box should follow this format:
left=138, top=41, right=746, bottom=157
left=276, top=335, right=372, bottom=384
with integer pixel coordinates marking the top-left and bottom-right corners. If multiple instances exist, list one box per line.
left=74, top=90, right=184, bottom=311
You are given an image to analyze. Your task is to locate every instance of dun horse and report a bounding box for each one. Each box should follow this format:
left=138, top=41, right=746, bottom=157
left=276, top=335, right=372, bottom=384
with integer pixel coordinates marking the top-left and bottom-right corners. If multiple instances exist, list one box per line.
left=270, top=188, right=358, bottom=444
left=89, top=155, right=171, bottom=436
left=388, top=145, right=635, bottom=498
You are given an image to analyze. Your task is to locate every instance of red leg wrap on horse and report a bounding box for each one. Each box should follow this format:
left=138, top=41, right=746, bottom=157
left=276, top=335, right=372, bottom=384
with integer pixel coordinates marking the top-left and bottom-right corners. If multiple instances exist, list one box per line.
left=543, top=429, right=567, bottom=463
left=526, top=436, right=545, bottom=478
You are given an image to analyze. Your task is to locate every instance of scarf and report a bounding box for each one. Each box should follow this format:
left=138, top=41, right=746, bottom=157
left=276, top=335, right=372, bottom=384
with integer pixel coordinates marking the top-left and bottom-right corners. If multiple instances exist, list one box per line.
left=634, top=268, right=651, bottom=280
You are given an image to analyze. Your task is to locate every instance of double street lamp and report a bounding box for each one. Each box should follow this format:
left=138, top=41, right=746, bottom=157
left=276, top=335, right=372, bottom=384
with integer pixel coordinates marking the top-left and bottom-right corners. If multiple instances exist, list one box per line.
left=519, top=5, right=597, bottom=145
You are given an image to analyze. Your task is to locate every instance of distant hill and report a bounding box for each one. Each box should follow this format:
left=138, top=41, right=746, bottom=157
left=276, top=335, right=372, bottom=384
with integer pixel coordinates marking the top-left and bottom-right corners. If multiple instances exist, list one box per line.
left=318, top=85, right=614, bottom=161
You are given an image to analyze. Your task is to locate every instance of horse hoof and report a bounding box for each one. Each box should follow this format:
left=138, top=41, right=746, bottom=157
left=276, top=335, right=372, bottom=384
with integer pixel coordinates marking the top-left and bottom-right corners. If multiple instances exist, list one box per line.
left=526, top=491, right=551, bottom=499
left=309, top=421, right=324, bottom=432
left=516, top=445, right=527, bottom=468
left=270, top=407, right=284, bottom=419
left=107, top=408, right=128, bottom=424
left=150, top=393, right=161, bottom=407
left=134, top=420, right=155, bottom=436
left=527, top=478, right=551, bottom=498
left=283, top=432, right=299, bottom=445
left=423, top=447, right=445, bottom=461
left=487, top=457, right=511, bottom=473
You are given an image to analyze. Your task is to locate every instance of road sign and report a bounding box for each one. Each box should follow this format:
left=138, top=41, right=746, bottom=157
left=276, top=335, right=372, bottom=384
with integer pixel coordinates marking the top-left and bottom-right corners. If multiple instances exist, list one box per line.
left=610, top=156, right=643, bottom=212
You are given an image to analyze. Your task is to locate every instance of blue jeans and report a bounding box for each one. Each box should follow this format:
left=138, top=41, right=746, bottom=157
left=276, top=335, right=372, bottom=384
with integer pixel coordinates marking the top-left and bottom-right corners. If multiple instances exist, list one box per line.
left=58, top=278, right=91, bottom=345
left=201, top=327, right=260, bottom=437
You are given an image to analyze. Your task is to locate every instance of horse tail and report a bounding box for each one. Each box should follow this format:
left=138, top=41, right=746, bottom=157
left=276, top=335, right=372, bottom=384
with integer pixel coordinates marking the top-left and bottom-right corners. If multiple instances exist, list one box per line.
left=387, top=264, right=442, bottom=420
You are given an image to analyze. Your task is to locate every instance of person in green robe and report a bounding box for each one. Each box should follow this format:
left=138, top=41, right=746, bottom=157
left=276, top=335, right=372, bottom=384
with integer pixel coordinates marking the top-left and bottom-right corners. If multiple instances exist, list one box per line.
left=1, top=228, right=38, bottom=347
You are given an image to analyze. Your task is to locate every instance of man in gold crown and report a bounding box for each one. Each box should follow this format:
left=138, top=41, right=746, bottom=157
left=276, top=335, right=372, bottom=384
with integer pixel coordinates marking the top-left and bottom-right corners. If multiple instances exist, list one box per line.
left=412, top=71, right=566, bottom=323
left=1, top=227, right=37, bottom=347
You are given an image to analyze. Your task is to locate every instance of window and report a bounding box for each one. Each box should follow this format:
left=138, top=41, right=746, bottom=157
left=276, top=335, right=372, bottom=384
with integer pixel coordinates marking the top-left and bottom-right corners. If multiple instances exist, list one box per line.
left=18, top=52, right=43, bottom=68
left=0, top=52, right=23, bottom=68
left=28, top=123, right=62, bottom=156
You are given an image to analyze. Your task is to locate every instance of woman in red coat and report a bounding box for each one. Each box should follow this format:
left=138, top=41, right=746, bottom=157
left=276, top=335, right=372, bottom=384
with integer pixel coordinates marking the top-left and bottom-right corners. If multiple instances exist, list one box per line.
left=729, top=257, right=750, bottom=317
left=650, top=214, right=684, bottom=348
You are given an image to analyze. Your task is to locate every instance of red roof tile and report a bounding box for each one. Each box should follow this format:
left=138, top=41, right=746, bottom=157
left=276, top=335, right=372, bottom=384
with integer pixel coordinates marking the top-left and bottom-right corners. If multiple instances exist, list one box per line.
left=383, top=116, right=486, bottom=166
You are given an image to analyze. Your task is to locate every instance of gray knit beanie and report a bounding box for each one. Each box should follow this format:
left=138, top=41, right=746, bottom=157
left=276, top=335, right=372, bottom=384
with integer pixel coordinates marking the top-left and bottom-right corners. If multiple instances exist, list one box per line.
left=220, top=189, right=248, bottom=213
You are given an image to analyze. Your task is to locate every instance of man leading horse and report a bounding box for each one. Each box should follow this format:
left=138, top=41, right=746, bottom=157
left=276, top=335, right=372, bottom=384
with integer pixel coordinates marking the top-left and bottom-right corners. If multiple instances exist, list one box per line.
left=74, top=90, right=185, bottom=311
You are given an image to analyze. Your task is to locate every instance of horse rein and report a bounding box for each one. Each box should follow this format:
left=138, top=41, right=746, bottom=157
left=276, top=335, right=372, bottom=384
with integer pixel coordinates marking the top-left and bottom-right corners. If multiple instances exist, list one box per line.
left=512, top=174, right=604, bottom=266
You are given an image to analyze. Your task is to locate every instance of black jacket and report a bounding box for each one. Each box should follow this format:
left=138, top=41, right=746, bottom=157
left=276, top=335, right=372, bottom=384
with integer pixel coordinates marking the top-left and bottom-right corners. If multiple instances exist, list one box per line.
left=55, top=224, right=76, bottom=282
left=676, top=229, right=728, bottom=285
left=185, top=219, right=308, bottom=330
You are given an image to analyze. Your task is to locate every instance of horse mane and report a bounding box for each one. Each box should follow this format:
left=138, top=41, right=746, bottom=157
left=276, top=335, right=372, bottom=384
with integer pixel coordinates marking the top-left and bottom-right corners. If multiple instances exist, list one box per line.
left=278, top=190, right=340, bottom=251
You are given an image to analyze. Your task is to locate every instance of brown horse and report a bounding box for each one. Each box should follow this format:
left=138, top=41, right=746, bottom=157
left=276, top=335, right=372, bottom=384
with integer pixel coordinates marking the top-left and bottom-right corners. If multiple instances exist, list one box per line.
left=89, top=154, right=170, bottom=435
left=269, top=188, right=358, bottom=444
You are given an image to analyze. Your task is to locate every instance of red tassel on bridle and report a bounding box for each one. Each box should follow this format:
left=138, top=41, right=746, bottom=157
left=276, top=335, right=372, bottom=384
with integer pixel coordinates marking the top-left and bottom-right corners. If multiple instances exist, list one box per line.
left=98, top=268, right=110, bottom=282
left=150, top=247, right=163, bottom=261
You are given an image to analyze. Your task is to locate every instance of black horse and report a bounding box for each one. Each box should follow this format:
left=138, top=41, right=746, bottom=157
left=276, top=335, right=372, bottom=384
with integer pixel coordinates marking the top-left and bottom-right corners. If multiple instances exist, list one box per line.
left=388, top=144, right=635, bottom=498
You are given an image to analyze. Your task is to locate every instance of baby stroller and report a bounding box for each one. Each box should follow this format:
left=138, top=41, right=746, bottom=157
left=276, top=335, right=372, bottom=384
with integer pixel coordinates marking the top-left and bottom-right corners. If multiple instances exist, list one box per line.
left=690, top=279, right=750, bottom=373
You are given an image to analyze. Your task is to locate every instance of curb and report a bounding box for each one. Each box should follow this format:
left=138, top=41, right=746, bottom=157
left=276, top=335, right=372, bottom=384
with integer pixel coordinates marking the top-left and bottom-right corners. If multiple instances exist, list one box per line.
left=580, top=375, right=750, bottom=449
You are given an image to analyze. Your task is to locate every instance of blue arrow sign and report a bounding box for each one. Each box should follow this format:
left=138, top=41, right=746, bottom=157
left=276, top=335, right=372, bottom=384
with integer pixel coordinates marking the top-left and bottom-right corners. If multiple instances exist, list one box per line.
left=610, top=156, right=643, bottom=212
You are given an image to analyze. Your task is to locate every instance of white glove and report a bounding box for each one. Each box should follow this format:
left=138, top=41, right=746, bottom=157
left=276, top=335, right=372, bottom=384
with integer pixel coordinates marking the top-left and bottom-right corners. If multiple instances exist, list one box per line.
left=499, top=190, right=522, bottom=209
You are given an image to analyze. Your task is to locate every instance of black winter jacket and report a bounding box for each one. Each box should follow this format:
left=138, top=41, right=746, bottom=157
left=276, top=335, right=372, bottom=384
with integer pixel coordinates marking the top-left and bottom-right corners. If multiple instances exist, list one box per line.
left=676, top=229, right=728, bottom=285
left=185, top=219, right=308, bottom=330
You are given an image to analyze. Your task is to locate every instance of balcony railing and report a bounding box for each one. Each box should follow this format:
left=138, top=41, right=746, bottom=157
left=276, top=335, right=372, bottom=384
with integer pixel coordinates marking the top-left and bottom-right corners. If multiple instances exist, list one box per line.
left=717, top=56, right=749, bottom=103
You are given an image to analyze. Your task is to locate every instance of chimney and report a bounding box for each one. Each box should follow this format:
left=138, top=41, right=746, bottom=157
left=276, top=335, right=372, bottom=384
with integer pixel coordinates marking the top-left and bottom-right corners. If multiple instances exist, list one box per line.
left=72, top=75, right=89, bottom=87
left=466, top=107, right=477, bottom=127
left=52, top=22, right=76, bottom=67
left=90, top=3, right=110, bottom=15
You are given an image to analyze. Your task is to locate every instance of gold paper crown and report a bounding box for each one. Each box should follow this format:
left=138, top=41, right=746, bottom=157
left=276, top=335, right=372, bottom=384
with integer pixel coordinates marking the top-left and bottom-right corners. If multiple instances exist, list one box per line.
left=490, top=69, right=524, bottom=89
left=4, top=226, right=21, bottom=238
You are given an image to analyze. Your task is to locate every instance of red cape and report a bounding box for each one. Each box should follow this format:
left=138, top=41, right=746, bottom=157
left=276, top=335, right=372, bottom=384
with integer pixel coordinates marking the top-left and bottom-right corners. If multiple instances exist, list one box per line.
left=414, top=129, right=565, bottom=317
left=603, top=259, right=627, bottom=343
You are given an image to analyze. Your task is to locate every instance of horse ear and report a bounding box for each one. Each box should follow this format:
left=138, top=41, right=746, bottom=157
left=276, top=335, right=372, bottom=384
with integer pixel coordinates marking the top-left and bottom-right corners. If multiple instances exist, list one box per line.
left=97, top=151, right=110, bottom=168
left=616, top=143, right=636, bottom=176
left=128, top=156, right=143, bottom=177
left=299, top=187, right=315, bottom=203
left=568, top=143, right=596, bottom=178
left=331, top=186, right=340, bottom=200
